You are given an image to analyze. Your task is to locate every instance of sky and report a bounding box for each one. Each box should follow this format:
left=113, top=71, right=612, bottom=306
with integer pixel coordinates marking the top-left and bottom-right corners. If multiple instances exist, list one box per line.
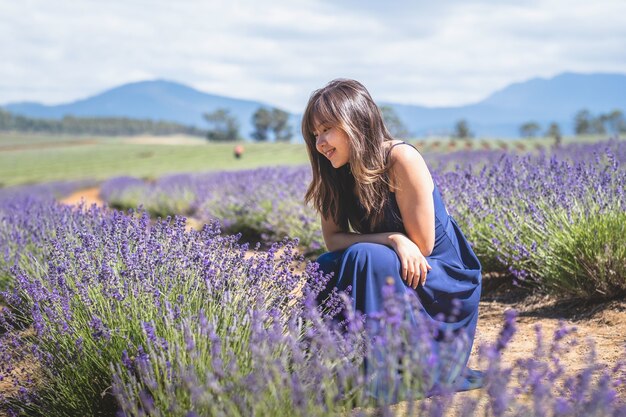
left=2, top=0, right=626, bottom=112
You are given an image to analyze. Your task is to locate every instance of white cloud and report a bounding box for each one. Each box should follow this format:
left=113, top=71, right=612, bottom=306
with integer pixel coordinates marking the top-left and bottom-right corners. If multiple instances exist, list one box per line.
left=0, top=0, right=625, bottom=112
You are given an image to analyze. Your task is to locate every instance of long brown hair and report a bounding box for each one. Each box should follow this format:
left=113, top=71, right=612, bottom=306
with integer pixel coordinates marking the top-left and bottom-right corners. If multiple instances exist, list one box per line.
left=302, top=79, right=395, bottom=232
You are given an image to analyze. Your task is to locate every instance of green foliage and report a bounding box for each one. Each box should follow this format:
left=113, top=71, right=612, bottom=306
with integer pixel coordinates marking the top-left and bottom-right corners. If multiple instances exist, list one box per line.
left=574, top=109, right=593, bottom=135
left=251, top=107, right=272, bottom=141
left=271, top=108, right=292, bottom=142
left=547, top=211, right=626, bottom=297
left=519, top=121, right=541, bottom=138
left=0, top=109, right=204, bottom=136
left=606, top=109, right=626, bottom=134
left=204, top=108, right=240, bottom=142
left=380, top=105, right=409, bottom=138
left=452, top=119, right=473, bottom=139
left=545, top=122, right=562, bottom=147
left=574, top=108, right=626, bottom=136
left=108, top=188, right=197, bottom=218
left=251, top=107, right=293, bottom=142
left=462, top=203, right=626, bottom=298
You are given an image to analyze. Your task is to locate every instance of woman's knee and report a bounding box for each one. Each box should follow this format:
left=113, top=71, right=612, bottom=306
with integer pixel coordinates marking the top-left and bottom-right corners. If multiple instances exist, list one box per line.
left=344, top=242, right=398, bottom=264
left=316, top=250, right=343, bottom=274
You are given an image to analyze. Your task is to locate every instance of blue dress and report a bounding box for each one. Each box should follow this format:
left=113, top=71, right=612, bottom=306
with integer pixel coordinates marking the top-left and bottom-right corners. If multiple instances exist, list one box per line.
left=315, top=142, right=483, bottom=395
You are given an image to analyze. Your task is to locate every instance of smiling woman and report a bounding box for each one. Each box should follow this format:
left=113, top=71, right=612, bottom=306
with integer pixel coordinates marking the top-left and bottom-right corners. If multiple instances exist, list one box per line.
left=302, top=79, right=483, bottom=398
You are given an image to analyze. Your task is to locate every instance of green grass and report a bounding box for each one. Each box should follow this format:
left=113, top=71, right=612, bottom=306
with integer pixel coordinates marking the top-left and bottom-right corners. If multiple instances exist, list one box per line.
left=0, top=133, right=310, bottom=186
left=0, top=132, right=613, bottom=187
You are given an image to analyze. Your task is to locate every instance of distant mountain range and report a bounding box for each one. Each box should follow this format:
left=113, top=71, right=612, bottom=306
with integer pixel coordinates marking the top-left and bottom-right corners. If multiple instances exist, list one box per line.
left=3, top=72, right=626, bottom=139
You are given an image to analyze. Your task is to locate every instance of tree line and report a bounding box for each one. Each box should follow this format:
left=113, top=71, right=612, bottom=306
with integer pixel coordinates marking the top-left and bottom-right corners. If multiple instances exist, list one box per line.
left=0, top=109, right=206, bottom=136
left=203, top=105, right=412, bottom=142
left=517, top=109, right=626, bottom=139
left=203, top=107, right=294, bottom=142
left=451, top=108, right=626, bottom=141
left=4, top=104, right=623, bottom=142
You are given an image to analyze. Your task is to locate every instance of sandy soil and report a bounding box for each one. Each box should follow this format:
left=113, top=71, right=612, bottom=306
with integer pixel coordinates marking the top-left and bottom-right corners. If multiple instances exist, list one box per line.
left=472, top=277, right=626, bottom=373
left=59, top=186, right=104, bottom=207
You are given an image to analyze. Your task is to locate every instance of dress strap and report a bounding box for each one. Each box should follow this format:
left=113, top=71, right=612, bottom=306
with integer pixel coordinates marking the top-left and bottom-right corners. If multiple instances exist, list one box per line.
left=385, top=141, right=419, bottom=164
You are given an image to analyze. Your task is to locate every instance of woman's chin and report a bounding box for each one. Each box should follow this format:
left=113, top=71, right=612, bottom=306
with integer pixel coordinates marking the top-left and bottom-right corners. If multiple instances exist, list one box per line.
left=331, top=159, right=349, bottom=169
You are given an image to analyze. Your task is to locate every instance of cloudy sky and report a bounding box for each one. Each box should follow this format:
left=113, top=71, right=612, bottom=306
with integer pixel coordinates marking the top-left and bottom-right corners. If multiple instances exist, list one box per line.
left=2, top=0, right=626, bottom=112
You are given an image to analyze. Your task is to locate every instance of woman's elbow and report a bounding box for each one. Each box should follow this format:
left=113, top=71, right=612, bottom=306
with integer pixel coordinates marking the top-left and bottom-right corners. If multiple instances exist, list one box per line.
left=421, top=238, right=435, bottom=257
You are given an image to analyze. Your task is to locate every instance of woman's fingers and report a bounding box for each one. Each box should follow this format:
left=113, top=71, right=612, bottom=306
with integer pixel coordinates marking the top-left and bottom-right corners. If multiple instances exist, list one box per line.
left=402, top=260, right=409, bottom=282
left=419, top=261, right=428, bottom=286
left=409, top=267, right=418, bottom=289
left=401, top=256, right=430, bottom=288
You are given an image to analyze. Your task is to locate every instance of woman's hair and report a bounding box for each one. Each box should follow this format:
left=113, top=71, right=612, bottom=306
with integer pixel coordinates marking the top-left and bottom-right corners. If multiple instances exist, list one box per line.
left=302, top=79, right=395, bottom=232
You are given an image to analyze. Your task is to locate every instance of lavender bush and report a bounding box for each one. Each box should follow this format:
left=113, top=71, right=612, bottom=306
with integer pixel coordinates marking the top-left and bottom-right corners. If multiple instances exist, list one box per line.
left=97, top=139, right=626, bottom=297
left=100, top=167, right=323, bottom=254
left=0, top=178, right=98, bottom=290
left=0, top=199, right=624, bottom=416
left=438, top=146, right=626, bottom=297
left=99, top=175, right=198, bottom=218
left=0, top=199, right=319, bottom=415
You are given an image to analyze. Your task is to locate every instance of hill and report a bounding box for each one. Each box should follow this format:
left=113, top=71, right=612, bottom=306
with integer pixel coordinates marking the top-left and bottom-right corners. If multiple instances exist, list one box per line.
left=4, top=73, right=626, bottom=138
left=385, top=72, right=626, bottom=137
left=4, top=80, right=288, bottom=140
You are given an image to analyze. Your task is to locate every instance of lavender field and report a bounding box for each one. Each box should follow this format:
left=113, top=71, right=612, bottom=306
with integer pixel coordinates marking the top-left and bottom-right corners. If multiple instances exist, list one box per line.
left=0, top=139, right=625, bottom=416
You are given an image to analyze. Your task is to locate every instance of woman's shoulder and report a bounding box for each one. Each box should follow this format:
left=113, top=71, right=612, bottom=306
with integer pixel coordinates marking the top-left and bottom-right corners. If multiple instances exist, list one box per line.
left=384, top=140, right=424, bottom=165
left=384, top=140, right=433, bottom=192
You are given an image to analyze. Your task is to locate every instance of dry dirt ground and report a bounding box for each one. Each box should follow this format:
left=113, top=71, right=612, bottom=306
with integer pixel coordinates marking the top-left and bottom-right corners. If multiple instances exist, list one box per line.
left=1, top=188, right=623, bottom=415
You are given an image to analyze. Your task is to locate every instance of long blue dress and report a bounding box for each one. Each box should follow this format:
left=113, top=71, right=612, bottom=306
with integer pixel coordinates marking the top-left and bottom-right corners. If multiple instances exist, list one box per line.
left=315, top=142, right=483, bottom=395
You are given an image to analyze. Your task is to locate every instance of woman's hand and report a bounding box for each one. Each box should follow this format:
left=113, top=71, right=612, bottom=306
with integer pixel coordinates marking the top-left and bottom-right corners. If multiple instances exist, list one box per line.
left=389, top=233, right=432, bottom=289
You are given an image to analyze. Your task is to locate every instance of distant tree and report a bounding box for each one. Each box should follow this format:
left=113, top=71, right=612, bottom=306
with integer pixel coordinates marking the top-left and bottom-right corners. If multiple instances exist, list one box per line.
left=605, top=109, right=626, bottom=135
left=251, top=107, right=273, bottom=141
left=251, top=107, right=293, bottom=142
left=0, top=108, right=205, bottom=136
left=519, top=121, right=541, bottom=138
left=592, top=114, right=608, bottom=135
left=204, top=108, right=240, bottom=142
left=380, top=105, right=409, bottom=138
left=271, top=108, right=293, bottom=142
left=574, top=109, right=593, bottom=135
left=546, top=122, right=562, bottom=147
left=452, top=119, right=473, bottom=139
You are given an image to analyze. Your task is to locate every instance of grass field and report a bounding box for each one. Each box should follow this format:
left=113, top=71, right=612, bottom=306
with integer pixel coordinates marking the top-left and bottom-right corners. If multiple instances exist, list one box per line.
left=0, top=132, right=607, bottom=187
left=0, top=133, right=310, bottom=186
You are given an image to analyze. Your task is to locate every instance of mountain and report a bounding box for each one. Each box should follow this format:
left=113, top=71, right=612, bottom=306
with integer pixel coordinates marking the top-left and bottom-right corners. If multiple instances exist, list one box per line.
left=384, top=72, right=626, bottom=137
left=4, top=72, right=626, bottom=139
left=4, top=80, right=288, bottom=140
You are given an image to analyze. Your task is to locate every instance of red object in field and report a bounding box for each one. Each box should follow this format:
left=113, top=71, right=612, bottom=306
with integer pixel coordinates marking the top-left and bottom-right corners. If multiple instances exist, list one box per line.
left=234, top=145, right=244, bottom=159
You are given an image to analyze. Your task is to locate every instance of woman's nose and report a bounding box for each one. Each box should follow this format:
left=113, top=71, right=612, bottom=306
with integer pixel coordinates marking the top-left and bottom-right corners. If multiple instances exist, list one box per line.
left=316, top=136, right=325, bottom=150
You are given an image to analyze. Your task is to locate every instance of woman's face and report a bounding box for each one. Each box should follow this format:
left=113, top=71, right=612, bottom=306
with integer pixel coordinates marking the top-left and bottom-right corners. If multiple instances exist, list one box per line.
left=312, top=122, right=351, bottom=168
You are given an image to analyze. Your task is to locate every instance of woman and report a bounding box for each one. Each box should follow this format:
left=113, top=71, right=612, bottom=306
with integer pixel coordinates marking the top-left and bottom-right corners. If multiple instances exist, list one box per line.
left=302, top=79, right=483, bottom=393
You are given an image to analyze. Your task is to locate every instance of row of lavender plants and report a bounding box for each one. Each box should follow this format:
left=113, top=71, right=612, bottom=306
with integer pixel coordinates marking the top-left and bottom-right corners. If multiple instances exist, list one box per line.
left=99, top=139, right=626, bottom=298
left=0, top=180, right=98, bottom=289
left=100, top=167, right=323, bottom=255
left=0, top=198, right=624, bottom=416
left=437, top=141, right=626, bottom=297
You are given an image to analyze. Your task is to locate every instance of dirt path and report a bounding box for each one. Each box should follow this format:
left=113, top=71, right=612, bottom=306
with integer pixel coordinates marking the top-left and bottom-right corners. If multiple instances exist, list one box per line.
left=471, top=278, right=626, bottom=371
left=59, top=186, right=104, bottom=207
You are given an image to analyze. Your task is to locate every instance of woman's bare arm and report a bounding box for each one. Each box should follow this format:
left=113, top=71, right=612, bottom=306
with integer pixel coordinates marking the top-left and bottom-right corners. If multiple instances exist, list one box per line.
left=321, top=215, right=403, bottom=252
left=387, top=144, right=435, bottom=256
